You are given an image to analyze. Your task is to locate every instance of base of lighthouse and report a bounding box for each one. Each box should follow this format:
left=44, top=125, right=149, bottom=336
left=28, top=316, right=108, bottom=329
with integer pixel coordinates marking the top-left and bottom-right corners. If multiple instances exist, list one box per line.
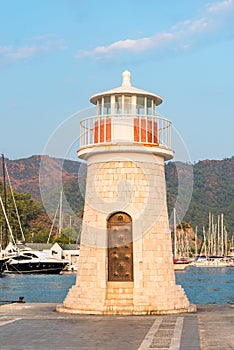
left=57, top=149, right=196, bottom=315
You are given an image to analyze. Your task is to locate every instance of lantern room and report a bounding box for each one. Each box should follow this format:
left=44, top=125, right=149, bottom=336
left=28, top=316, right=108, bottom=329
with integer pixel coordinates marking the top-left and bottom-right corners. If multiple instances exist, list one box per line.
left=79, top=71, right=173, bottom=161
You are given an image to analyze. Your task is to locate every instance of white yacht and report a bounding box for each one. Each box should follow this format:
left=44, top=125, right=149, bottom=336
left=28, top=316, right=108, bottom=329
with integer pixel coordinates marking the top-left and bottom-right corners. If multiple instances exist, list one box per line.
left=5, top=249, right=68, bottom=274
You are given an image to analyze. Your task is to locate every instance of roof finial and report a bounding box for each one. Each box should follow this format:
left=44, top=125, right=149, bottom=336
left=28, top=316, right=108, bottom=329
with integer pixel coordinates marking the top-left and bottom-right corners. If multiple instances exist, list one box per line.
left=122, top=70, right=131, bottom=87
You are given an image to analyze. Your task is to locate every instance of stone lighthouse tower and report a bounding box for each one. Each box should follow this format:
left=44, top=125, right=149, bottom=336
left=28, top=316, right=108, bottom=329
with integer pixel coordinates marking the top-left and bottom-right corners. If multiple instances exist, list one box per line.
left=58, top=71, right=195, bottom=315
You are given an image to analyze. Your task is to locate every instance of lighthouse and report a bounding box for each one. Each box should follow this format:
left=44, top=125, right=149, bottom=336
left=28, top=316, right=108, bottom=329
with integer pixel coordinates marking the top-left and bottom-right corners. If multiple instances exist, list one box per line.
left=57, top=71, right=195, bottom=315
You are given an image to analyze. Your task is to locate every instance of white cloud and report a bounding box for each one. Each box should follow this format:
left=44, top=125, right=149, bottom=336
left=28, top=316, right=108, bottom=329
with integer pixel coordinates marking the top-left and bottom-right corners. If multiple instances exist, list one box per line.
left=0, top=46, right=12, bottom=54
left=76, top=0, right=234, bottom=60
left=78, top=33, right=175, bottom=59
left=188, top=18, right=209, bottom=33
left=0, top=36, right=67, bottom=64
left=207, top=0, right=233, bottom=13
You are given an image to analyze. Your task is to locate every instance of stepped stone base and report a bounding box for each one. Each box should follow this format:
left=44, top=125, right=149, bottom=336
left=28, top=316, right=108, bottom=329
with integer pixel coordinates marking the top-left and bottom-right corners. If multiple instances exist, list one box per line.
left=56, top=304, right=196, bottom=315
left=56, top=281, right=196, bottom=315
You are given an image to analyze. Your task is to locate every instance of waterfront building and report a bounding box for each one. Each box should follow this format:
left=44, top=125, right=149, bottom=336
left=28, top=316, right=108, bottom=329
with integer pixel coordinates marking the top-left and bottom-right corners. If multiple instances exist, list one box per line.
left=57, top=71, right=195, bottom=314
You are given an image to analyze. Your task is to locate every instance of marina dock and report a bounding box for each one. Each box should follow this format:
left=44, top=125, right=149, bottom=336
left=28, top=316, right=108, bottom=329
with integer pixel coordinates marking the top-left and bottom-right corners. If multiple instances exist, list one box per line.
left=0, top=302, right=233, bottom=349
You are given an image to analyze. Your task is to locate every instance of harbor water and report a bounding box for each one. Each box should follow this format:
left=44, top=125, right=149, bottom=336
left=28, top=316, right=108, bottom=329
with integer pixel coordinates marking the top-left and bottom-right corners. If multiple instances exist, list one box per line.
left=0, top=266, right=233, bottom=305
left=176, top=266, right=234, bottom=305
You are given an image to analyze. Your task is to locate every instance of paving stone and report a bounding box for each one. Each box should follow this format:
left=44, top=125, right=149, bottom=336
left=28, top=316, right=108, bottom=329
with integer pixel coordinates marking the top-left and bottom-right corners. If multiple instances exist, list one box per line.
left=0, top=303, right=233, bottom=349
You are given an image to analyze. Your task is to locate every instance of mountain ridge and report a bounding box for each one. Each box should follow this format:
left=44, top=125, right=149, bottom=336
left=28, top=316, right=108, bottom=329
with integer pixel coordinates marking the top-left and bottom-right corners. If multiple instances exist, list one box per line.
left=0, top=155, right=82, bottom=200
left=0, top=154, right=233, bottom=236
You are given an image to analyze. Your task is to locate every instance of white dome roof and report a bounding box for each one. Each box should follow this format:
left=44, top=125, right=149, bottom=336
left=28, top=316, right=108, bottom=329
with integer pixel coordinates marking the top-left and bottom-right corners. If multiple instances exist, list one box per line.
left=90, top=70, right=163, bottom=106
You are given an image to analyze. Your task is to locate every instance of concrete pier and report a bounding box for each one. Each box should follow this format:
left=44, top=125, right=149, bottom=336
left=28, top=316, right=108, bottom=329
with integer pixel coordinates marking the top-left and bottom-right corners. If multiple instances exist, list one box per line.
left=0, top=303, right=233, bottom=349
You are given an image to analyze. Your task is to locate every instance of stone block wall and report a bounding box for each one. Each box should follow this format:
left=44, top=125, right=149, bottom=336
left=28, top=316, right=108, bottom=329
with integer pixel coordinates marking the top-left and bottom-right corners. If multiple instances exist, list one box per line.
left=59, top=152, right=194, bottom=314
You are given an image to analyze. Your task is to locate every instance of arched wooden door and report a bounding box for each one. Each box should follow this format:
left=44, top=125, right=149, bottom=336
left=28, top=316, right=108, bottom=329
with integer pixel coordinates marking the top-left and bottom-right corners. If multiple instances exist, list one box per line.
left=107, top=212, right=133, bottom=281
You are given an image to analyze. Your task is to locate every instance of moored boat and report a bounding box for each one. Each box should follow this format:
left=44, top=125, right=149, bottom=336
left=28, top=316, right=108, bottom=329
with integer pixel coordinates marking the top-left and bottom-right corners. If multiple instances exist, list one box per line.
left=0, top=257, right=8, bottom=274
left=192, top=255, right=234, bottom=267
left=5, top=250, right=68, bottom=274
left=173, top=257, right=191, bottom=271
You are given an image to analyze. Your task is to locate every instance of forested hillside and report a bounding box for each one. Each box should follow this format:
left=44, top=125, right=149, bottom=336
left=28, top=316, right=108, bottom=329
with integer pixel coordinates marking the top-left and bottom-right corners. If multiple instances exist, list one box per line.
left=0, top=155, right=81, bottom=200
left=165, top=157, right=234, bottom=234
left=0, top=180, right=52, bottom=245
left=0, top=155, right=233, bottom=243
left=0, top=155, right=84, bottom=245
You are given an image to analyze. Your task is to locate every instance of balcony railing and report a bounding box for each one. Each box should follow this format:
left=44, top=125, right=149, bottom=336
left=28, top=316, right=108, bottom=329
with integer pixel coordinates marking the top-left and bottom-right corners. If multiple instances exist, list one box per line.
left=79, top=114, right=172, bottom=150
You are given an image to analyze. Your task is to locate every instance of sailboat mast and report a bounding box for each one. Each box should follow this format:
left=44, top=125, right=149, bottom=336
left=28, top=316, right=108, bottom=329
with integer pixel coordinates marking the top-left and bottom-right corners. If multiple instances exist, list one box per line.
left=195, top=226, right=198, bottom=257
left=0, top=195, right=16, bottom=246
left=217, top=214, right=220, bottom=256
left=208, top=212, right=211, bottom=256
left=58, top=190, right=63, bottom=236
left=5, top=164, right=25, bottom=242
left=1, top=154, right=8, bottom=249
left=221, top=213, right=224, bottom=256
left=173, top=208, right=177, bottom=259
left=203, top=227, right=207, bottom=257
left=224, top=226, right=228, bottom=256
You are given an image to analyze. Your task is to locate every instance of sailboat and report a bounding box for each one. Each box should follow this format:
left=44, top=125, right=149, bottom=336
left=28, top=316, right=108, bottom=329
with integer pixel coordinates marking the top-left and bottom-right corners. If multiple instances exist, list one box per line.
left=192, top=213, right=234, bottom=267
left=172, top=209, right=191, bottom=271
left=0, top=154, right=10, bottom=273
left=47, top=190, right=63, bottom=244
left=0, top=256, right=8, bottom=274
left=0, top=155, right=68, bottom=274
left=0, top=180, right=18, bottom=274
left=0, top=197, right=16, bottom=274
left=0, top=235, right=8, bottom=274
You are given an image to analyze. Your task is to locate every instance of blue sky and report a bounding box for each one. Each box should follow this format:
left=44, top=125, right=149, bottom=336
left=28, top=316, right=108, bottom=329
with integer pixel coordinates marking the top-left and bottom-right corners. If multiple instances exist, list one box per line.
left=0, top=0, right=234, bottom=162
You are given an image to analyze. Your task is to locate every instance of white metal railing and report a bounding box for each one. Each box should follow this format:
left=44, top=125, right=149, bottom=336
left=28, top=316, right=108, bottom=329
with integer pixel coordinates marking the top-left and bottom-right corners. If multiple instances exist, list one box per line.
left=80, top=114, right=172, bottom=150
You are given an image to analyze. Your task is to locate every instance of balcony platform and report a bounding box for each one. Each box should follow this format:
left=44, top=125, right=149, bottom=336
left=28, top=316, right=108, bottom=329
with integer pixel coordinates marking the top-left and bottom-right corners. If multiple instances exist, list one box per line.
left=79, top=114, right=173, bottom=160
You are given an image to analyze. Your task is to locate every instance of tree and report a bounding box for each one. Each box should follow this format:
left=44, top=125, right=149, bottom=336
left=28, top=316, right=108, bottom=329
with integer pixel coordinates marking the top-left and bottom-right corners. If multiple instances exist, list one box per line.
left=52, top=233, right=70, bottom=245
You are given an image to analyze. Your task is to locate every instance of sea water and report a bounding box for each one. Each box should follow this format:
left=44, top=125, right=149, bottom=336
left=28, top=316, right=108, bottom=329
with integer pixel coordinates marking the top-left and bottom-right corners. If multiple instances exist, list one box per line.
left=0, top=273, right=76, bottom=304
left=176, top=265, right=234, bottom=305
left=0, top=266, right=233, bottom=305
